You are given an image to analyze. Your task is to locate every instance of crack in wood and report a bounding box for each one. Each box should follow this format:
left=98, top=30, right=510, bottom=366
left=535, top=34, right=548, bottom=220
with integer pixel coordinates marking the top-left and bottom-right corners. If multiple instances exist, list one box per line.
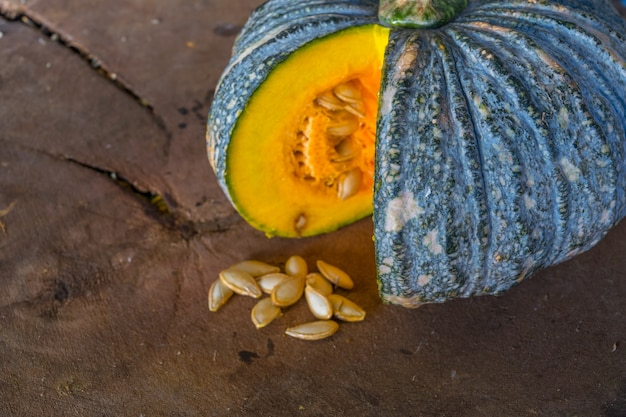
left=62, top=155, right=240, bottom=239
left=0, top=6, right=173, bottom=156
left=62, top=154, right=173, bottom=215
left=2, top=134, right=240, bottom=239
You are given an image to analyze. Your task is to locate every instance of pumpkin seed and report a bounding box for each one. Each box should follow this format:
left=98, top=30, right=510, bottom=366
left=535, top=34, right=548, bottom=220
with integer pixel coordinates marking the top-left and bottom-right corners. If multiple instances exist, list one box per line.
left=257, top=272, right=290, bottom=294
left=333, top=80, right=362, bottom=104
left=251, top=297, right=282, bottom=329
left=219, top=268, right=262, bottom=298
left=333, top=138, right=359, bottom=162
left=343, top=100, right=366, bottom=118
left=213, top=256, right=363, bottom=336
left=285, top=255, right=308, bottom=277
left=208, top=278, right=234, bottom=312
left=305, top=286, right=333, bottom=320
left=305, top=272, right=333, bottom=296
left=294, top=213, right=307, bottom=234
left=337, top=167, right=363, bottom=200
left=285, top=320, right=339, bottom=340
left=327, top=294, right=366, bottom=322
left=271, top=275, right=305, bottom=307
left=229, top=260, right=280, bottom=277
left=315, top=90, right=345, bottom=111
left=316, top=82, right=365, bottom=118
left=316, top=260, right=354, bottom=289
left=327, top=111, right=359, bottom=137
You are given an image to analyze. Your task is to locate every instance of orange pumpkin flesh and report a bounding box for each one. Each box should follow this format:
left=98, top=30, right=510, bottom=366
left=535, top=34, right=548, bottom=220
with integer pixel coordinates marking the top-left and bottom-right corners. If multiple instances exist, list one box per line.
left=225, top=25, right=390, bottom=237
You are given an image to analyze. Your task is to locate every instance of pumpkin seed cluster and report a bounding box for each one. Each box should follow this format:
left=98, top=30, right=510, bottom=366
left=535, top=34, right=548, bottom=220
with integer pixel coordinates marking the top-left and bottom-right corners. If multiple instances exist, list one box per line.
left=208, top=256, right=365, bottom=340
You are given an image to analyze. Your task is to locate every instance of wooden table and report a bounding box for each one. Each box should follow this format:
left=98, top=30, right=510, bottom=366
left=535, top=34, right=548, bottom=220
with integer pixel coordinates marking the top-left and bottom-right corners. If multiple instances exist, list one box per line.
left=1, top=1, right=625, bottom=415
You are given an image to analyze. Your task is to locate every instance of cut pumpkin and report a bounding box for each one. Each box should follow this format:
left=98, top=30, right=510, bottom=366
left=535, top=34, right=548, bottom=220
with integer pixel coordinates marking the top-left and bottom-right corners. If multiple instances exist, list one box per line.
left=221, top=25, right=389, bottom=237
left=208, top=0, right=626, bottom=306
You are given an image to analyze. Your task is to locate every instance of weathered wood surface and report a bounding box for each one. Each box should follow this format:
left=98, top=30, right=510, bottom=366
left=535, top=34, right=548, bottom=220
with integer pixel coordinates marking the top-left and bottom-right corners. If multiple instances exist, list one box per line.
left=1, top=1, right=625, bottom=416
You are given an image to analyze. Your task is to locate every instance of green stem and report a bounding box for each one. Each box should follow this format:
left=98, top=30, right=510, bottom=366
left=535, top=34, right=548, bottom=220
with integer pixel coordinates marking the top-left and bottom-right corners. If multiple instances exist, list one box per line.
left=378, top=0, right=467, bottom=28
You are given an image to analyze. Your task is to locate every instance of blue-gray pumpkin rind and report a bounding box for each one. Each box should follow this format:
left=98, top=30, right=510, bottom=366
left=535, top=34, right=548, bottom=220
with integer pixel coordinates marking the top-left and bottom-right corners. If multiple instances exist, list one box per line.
left=374, top=0, right=626, bottom=306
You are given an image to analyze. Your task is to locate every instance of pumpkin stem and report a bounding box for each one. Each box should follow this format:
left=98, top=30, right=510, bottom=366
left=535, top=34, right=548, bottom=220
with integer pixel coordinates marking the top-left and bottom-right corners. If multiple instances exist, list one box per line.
left=378, top=0, right=467, bottom=28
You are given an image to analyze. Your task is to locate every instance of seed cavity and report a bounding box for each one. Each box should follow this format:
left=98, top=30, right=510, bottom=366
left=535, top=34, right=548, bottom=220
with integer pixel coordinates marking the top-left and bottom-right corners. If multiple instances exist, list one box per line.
left=289, top=78, right=371, bottom=201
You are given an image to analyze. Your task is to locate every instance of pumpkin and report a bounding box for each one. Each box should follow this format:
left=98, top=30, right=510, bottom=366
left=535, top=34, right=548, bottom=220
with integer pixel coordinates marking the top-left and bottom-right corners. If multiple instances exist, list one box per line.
left=207, top=0, right=626, bottom=306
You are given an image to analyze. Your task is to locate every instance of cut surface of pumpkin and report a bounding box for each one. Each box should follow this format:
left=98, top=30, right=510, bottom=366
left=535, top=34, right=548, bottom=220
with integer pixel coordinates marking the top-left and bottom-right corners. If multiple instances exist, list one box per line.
left=225, top=25, right=389, bottom=237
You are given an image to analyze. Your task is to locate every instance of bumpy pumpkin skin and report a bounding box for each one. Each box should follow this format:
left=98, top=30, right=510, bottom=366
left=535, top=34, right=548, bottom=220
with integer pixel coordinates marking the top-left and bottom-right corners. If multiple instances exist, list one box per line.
left=374, top=0, right=626, bottom=306
left=207, top=0, right=626, bottom=307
